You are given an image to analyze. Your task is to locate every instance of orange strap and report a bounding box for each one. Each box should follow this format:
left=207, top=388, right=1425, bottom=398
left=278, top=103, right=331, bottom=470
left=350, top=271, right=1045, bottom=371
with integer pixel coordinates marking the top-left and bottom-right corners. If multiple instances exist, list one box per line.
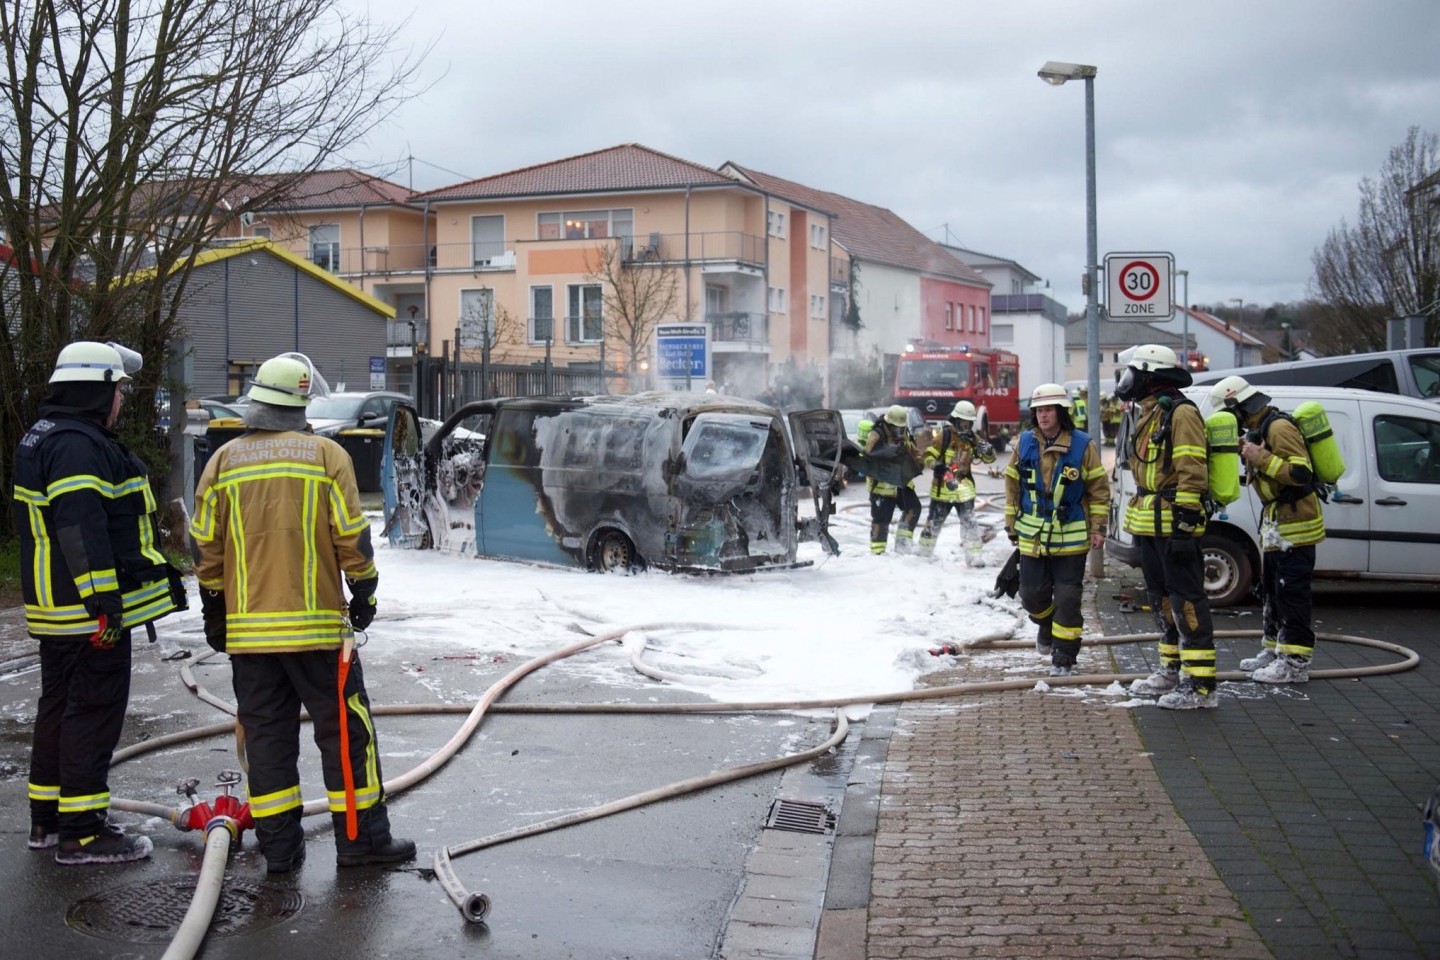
left=337, top=643, right=358, bottom=841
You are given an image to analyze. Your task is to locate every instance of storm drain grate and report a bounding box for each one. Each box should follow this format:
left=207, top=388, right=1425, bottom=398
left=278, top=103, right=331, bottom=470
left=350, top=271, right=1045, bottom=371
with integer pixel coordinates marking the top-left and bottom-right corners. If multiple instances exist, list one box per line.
left=66, top=875, right=304, bottom=943
left=765, top=798, right=835, bottom=835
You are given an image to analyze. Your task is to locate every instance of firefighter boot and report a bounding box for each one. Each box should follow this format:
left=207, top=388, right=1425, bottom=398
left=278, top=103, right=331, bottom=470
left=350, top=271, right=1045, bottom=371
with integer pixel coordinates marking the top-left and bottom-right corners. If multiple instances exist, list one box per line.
left=335, top=806, right=416, bottom=867
left=255, top=807, right=306, bottom=874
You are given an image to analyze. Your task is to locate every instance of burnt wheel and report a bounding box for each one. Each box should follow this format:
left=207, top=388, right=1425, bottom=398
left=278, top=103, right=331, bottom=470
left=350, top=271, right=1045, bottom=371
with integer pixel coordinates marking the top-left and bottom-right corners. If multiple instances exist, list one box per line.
left=592, top=530, right=641, bottom=574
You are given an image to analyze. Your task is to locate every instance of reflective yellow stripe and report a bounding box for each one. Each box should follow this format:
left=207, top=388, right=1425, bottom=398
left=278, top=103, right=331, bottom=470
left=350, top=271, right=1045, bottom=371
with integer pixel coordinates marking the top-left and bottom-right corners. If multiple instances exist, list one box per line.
left=1051, top=622, right=1083, bottom=641
left=329, top=484, right=370, bottom=536
left=248, top=784, right=304, bottom=819
left=73, top=567, right=119, bottom=598
left=58, top=790, right=110, bottom=813
left=28, top=782, right=60, bottom=802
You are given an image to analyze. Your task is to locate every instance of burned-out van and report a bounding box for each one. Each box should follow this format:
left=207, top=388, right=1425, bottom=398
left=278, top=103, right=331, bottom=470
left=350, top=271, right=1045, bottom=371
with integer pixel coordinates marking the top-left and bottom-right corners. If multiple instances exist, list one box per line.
left=381, top=392, right=846, bottom=573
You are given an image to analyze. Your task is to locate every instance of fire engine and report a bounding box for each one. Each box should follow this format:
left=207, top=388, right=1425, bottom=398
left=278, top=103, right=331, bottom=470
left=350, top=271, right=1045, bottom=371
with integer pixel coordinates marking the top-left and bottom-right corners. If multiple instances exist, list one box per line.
left=892, top=343, right=1021, bottom=449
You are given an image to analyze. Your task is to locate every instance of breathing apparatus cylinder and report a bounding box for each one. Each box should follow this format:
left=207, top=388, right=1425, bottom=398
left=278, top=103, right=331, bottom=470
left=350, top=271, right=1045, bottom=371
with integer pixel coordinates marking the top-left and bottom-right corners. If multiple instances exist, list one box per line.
left=1292, top=401, right=1346, bottom=484
left=1204, top=410, right=1242, bottom=506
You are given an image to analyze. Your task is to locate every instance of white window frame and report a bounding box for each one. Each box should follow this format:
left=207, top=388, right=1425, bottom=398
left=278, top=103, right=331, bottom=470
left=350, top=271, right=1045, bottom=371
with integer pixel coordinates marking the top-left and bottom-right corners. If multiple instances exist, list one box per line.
left=471, top=214, right=505, bottom=266
left=530, top=285, right=554, bottom=343
left=768, top=286, right=787, bottom=313
left=810, top=223, right=826, bottom=249
left=309, top=223, right=340, bottom=272
left=810, top=294, right=826, bottom=319
left=538, top=208, right=633, bottom=241
left=767, top=210, right=787, bottom=239
left=567, top=283, right=604, bottom=343
left=459, top=288, right=495, bottom=348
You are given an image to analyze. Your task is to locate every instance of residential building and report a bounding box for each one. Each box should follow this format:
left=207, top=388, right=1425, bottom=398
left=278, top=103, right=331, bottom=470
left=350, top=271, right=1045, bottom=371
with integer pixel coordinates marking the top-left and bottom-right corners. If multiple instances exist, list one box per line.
left=1176, top=306, right=1266, bottom=370
left=1063, top=317, right=1193, bottom=389
left=410, top=144, right=836, bottom=399
left=943, top=245, right=1067, bottom=394
left=721, top=165, right=992, bottom=373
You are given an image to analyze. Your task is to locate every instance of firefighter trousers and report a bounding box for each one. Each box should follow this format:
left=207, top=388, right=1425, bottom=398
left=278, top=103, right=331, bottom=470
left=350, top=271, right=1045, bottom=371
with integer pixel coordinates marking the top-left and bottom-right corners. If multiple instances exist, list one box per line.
left=1137, top=534, right=1216, bottom=691
left=29, top=631, right=133, bottom=839
left=1261, top=545, right=1316, bottom=660
left=231, top=649, right=387, bottom=860
left=869, top=487, right=922, bottom=554
left=1018, top=553, right=1085, bottom=666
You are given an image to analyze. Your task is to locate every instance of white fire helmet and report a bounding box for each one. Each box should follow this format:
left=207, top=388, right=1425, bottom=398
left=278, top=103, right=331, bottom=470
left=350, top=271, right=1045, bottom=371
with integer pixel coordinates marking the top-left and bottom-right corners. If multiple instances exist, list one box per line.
left=884, top=404, right=910, bottom=427
left=949, top=400, right=977, bottom=421
left=1029, top=383, right=1071, bottom=410
left=1209, top=375, right=1263, bottom=409
left=247, top=353, right=331, bottom=407
left=49, top=341, right=140, bottom=384
left=1127, top=343, right=1180, bottom=372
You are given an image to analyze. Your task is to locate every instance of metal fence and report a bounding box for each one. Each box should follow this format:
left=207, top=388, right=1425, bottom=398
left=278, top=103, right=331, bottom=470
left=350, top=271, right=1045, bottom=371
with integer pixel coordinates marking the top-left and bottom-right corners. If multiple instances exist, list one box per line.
left=413, top=356, right=608, bottom=420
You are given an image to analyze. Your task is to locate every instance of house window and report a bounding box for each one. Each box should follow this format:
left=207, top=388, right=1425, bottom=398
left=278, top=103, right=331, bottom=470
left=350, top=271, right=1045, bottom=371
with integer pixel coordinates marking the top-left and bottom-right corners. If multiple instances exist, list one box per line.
left=538, top=209, right=633, bottom=241
left=251, top=225, right=271, bottom=240
left=531, top=286, right=554, bottom=343
left=459, top=289, right=495, bottom=346
left=968, top=305, right=977, bottom=332
left=471, top=215, right=505, bottom=265
left=567, top=284, right=603, bottom=343
left=993, top=323, right=1014, bottom=344
left=979, top=306, right=987, bottom=334
left=944, top=304, right=953, bottom=330
left=810, top=294, right=826, bottom=319
left=309, top=224, right=339, bottom=272
left=767, top=210, right=786, bottom=238
left=810, top=223, right=826, bottom=249
left=768, top=286, right=787, bottom=313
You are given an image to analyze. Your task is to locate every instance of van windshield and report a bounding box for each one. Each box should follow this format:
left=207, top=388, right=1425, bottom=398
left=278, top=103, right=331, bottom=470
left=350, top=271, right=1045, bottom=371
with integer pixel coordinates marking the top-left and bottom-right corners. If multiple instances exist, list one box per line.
left=682, top=416, right=768, bottom=480
left=898, top=359, right=969, bottom=389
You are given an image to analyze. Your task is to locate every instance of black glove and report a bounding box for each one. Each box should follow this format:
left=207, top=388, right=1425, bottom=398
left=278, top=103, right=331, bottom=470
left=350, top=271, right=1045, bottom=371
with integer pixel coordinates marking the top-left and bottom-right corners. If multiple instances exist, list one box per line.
left=347, top=576, right=378, bottom=631
left=1172, top=506, right=1205, bottom=536
left=85, top=592, right=124, bottom=650
left=932, top=464, right=947, bottom=484
left=200, top=588, right=227, bottom=653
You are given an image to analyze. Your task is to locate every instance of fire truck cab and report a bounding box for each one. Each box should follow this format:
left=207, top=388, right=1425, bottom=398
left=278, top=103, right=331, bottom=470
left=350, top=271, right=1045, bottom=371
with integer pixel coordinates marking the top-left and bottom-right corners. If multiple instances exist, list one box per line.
left=892, top=345, right=1021, bottom=450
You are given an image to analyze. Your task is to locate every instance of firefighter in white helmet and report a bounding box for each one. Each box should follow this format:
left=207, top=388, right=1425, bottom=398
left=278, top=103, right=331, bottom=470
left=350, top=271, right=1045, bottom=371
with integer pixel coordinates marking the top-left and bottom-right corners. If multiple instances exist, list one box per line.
left=860, top=405, right=923, bottom=554
left=1002, top=383, right=1109, bottom=676
left=17, top=341, right=184, bottom=864
left=1116, top=343, right=1218, bottom=709
left=191, top=352, right=415, bottom=872
left=1210, top=374, right=1325, bottom=684
left=917, top=400, right=996, bottom=564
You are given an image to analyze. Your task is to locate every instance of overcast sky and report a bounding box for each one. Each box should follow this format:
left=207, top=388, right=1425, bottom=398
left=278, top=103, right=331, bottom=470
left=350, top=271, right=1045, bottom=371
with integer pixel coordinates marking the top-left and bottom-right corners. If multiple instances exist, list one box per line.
left=342, top=0, right=1440, bottom=315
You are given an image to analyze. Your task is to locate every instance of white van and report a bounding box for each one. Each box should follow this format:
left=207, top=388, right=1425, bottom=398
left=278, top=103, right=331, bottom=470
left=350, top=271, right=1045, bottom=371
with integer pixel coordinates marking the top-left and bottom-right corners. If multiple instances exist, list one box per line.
left=1106, top=385, right=1440, bottom=605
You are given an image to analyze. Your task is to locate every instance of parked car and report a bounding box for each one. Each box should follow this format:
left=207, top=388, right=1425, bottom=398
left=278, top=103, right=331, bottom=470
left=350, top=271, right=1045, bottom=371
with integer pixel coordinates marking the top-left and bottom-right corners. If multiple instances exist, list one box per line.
left=380, top=392, right=844, bottom=573
left=1192, top=349, right=1440, bottom=402
left=1107, top=384, right=1440, bottom=605
left=305, top=390, right=413, bottom=438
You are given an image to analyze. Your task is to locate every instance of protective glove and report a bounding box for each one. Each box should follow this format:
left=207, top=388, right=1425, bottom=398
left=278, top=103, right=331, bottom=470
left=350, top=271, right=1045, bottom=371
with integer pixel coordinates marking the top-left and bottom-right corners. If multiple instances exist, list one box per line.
left=1007, top=530, right=1020, bottom=546
left=347, top=576, right=378, bottom=631
left=1172, top=506, right=1205, bottom=536
left=200, top=588, right=227, bottom=653
left=85, top=592, right=124, bottom=650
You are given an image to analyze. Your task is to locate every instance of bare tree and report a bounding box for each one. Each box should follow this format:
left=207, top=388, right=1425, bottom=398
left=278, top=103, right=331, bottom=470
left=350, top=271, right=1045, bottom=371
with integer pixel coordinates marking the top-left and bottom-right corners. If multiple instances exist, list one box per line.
left=586, top=238, right=686, bottom=382
left=1310, top=126, right=1440, bottom=353
left=0, top=0, right=426, bottom=535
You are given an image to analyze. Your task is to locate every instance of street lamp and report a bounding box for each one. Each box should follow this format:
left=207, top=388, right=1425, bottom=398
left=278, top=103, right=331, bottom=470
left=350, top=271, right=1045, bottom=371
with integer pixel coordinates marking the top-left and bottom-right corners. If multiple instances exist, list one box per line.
left=1038, top=60, right=1100, bottom=438
left=1175, top=269, right=1190, bottom=368
left=1230, top=297, right=1244, bottom=366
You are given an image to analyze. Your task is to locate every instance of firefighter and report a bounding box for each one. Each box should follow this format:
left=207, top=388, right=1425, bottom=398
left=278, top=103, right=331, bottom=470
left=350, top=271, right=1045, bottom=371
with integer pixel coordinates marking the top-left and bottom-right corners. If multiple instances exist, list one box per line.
left=190, top=354, right=415, bottom=872
left=1210, top=375, right=1326, bottom=684
left=17, top=341, right=185, bottom=864
left=1003, top=384, right=1109, bottom=676
left=862, top=405, right=923, bottom=554
left=917, top=401, right=996, bottom=565
left=1101, top=392, right=1125, bottom=446
left=1117, top=344, right=1217, bottom=709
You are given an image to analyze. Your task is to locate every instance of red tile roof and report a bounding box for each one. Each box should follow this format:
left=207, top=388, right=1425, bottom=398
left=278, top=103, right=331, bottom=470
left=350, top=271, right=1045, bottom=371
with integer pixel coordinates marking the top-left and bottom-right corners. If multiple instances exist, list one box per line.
left=414, top=144, right=743, bottom=202
left=723, top=164, right=989, bottom=288
left=235, top=169, right=415, bottom=211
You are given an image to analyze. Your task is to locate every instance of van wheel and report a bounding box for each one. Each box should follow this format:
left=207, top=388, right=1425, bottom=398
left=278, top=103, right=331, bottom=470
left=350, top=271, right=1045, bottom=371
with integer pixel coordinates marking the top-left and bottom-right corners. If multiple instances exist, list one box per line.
left=591, top=530, right=642, bottom=574
left=1201, top=534, right=1252, bottom=607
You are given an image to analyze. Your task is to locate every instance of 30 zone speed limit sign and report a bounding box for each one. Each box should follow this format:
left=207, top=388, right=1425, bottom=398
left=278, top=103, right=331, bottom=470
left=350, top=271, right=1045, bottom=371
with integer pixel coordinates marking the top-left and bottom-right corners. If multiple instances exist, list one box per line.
left=1104, top=251, right=1174, bottom=322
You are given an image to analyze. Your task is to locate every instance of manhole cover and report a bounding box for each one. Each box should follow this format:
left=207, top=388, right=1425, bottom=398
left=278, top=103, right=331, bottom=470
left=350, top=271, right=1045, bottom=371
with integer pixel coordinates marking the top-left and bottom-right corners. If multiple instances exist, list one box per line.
left=765, top=798, right=835, bottom=835
left=67, top=875, right=303, bottom=943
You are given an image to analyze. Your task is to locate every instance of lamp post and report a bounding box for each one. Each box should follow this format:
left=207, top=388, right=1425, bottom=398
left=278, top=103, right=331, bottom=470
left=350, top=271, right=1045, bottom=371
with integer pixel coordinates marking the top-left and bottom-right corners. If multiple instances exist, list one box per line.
left=1039, top=59, right=1100, bottom=576
left=1174, top=269, right=1190, bottom=368
left=1230, top=297, right=1244, bottom=366
left=1038, top=60, right=1100, bottom=438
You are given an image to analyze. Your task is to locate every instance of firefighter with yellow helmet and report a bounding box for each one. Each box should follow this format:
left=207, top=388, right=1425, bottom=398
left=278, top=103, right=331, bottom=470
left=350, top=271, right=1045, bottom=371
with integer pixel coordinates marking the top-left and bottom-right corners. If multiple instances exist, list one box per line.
left=1117, top=344, right=1218, bottom=709
left=861, top=405, right=923, bottom=554
left=191, top=353, right=415, bottom=872
left=17, top=341, right=185, bottom=864
left=917, top=400, right=996, bottom=564
left=1002, top=384, right=1109, bottom=676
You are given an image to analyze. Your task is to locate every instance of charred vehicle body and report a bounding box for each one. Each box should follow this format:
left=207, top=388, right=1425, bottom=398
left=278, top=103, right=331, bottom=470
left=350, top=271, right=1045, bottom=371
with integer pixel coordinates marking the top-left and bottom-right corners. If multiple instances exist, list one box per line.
left=381, top=392, right=846, bottom=573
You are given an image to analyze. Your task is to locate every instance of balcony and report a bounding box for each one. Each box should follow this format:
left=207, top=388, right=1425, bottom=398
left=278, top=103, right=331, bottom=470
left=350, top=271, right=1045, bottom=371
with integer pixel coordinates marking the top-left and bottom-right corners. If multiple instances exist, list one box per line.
left=386, top=318, right=430, bottom=350
left=620, top=231, right=764, bottom=271
left=830, top=256, right=850, bottom=289
left=708, top=311, right=769, bottom=349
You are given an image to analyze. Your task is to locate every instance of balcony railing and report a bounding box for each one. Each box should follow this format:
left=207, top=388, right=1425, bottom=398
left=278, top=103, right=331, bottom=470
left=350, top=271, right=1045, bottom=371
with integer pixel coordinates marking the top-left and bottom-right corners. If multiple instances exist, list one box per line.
left=707, top=311, right=768, bottom=346
left=310, top=230, right=768, bottom=279
left=386, top=318, right=430, bottom=349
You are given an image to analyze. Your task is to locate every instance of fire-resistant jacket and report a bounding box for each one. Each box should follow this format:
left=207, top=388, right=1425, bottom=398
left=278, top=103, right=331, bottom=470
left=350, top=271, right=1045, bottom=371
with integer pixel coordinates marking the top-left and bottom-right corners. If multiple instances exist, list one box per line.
left=923, top=424, right=996, bottom=504
left=1122, top=394, right=1208, bottom=538
left=862, top=420, right=920, bottom=498
left=1003, top=427, right=1109, bottom=557
left=12, top=413, right=180, bottom=638
left=190, top=429, right=377, bottom=654
left=1240, top=406, right=1327, bottom=548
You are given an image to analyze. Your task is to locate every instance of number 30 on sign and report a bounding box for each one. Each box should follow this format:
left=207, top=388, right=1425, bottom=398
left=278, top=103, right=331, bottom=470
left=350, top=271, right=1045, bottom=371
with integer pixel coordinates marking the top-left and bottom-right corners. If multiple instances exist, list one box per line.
left=1103, top=251, right=1174, bottom=322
